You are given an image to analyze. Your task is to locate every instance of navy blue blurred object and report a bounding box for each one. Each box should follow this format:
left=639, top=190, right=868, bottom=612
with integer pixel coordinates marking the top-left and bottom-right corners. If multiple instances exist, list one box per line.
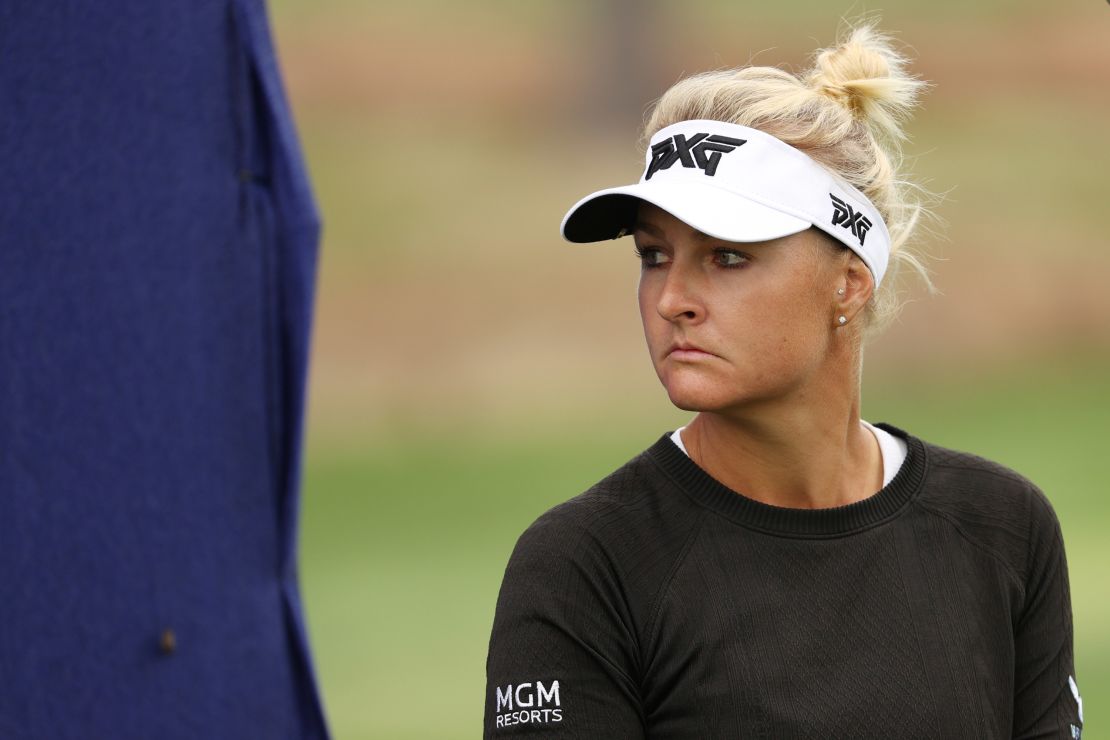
left=0, top=1, right=328, bottom=737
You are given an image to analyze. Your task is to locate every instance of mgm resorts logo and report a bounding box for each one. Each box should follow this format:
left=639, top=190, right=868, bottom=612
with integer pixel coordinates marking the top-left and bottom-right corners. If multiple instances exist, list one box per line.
left=829, top=193, right=873, bottom=246
left=493, top=680, right=562, bottom=729
left=645, top=133, right=747, bottom=180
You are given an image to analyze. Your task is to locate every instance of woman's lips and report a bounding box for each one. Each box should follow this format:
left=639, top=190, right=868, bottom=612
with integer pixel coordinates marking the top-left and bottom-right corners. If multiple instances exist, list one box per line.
left=667, top=345, right=715, bottom=360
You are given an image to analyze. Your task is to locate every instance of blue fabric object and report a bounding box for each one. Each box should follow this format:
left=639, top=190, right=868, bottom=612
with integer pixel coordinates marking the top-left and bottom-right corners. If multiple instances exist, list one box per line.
left=0, top=1, right=328, bottom=737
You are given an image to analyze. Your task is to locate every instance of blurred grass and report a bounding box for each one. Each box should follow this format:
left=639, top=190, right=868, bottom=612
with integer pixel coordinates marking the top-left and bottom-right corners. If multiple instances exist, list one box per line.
left=300, top=355, right=1110, bottom=739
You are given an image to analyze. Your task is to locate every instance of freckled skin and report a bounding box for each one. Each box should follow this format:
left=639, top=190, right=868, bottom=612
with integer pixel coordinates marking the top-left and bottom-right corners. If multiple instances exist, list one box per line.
left=636, top=202, right=843, bottom=415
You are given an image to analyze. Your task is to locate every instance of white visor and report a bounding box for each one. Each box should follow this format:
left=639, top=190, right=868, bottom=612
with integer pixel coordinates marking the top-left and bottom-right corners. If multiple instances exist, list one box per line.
left=560, top=119, right=891, bottom=286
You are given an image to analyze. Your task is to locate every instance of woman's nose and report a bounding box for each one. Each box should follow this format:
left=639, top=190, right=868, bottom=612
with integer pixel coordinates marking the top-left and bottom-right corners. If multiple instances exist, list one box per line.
left=656, top=262, right=704, bottom=323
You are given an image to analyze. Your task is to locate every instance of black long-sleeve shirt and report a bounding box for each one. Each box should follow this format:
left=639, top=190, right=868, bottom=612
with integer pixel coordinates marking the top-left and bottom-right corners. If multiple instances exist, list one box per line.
left=484, top=424, right=1082, bottom=738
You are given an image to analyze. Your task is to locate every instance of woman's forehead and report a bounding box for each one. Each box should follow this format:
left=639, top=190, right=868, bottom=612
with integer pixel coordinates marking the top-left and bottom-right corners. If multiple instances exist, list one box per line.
left=634, top=202, right=808, bottom=254
left=633, top=202, right=712, bottom=241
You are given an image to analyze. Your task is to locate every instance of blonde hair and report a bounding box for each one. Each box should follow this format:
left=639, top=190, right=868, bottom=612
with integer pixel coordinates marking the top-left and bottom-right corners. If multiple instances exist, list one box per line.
left=642, top=22, right=934, bottom=333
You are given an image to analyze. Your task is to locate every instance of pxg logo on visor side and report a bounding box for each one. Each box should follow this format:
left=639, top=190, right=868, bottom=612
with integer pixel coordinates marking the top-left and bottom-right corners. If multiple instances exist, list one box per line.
left=829, top=194, right=874, bottom=247
left=645, top=133, right=747, bottom=180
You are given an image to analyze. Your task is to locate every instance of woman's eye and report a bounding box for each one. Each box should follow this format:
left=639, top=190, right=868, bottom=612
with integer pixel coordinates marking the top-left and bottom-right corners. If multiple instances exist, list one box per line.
left=635, top=246, right=669, bottom=268
left=715, top=250, right=748, bottom=268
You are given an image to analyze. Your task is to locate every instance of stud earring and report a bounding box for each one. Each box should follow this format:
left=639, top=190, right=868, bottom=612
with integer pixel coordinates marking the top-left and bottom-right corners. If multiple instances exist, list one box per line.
left=838, top=316, right=848, bottom=326
left=837, top=288, right=845, bottom=295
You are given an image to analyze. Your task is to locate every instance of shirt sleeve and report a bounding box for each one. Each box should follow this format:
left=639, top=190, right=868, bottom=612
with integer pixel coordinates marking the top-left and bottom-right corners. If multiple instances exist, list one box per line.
left=1012, top=488, right=1083, bottom=739
left=484, top=505, right=645, bottom=738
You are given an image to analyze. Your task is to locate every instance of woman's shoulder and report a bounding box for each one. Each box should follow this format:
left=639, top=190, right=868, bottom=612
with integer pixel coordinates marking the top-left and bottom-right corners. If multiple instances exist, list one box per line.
left=911, top=431, right=1055, bottom=513
left=505, top=433, right=701, bottom=576
left=895, top=426, right=1064, bottom=580
left=917, top=435, right=1036, bottom=489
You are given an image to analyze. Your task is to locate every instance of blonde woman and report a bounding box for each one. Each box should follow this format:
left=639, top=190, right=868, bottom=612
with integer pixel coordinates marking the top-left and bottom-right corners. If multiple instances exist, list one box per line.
left=484, top=24, right=1081, bottom=739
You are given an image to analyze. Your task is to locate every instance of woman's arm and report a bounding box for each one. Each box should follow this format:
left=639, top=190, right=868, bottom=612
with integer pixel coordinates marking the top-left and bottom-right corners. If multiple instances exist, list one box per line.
left=1012, top=489, right=1083, bottom=739
left=484, top=506, right=646, bottom=738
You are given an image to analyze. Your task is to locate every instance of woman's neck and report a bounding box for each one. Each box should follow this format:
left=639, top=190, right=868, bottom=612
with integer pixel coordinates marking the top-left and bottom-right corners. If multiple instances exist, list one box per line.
left=681, top=394, right=882, bottom=510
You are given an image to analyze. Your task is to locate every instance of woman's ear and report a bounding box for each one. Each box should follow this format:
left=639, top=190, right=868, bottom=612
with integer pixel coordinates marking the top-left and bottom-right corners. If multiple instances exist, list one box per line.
left=834, top=254, right=874, bottom=327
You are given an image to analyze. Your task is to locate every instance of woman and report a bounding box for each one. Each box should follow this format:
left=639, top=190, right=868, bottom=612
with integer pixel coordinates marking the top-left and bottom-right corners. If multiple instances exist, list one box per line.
left=484, top=24, right=1081, bottom=739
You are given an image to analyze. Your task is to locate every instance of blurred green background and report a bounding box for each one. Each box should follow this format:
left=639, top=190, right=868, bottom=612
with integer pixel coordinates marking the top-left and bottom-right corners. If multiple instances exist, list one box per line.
left=268, top=1, right=1108, bottom=737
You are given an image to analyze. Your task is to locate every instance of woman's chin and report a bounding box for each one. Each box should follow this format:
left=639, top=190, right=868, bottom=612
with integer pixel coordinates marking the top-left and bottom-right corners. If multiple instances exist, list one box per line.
left=662, top=378, right=736, bottom=412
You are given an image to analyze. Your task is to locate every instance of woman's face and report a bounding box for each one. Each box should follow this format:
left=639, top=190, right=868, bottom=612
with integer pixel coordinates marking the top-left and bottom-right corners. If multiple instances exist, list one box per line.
left=635, top=202, right=848, bottom=414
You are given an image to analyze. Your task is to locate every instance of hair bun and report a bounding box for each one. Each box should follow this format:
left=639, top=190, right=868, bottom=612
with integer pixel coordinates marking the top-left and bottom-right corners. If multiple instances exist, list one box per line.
left=808, top=23, right=926, bottom=142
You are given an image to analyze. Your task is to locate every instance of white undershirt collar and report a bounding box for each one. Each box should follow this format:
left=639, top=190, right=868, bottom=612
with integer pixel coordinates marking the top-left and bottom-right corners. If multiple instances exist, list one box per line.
left=669, top=420, right=908, bottom=490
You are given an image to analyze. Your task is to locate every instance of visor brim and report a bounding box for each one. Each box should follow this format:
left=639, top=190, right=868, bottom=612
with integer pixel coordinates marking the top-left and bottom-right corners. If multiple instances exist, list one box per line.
left=560, top=180, right=812, bottom=244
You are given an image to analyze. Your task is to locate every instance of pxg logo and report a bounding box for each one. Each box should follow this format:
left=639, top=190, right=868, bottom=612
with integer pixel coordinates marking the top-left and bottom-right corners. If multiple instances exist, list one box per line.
left=645, top=133, right=747, bottom=180
left=830, top=194, right=873, bottom=246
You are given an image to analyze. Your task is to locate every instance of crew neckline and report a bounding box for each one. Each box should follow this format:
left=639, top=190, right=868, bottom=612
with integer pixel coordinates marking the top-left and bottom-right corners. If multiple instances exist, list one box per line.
left=646, top=423, right=927, bottom=538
